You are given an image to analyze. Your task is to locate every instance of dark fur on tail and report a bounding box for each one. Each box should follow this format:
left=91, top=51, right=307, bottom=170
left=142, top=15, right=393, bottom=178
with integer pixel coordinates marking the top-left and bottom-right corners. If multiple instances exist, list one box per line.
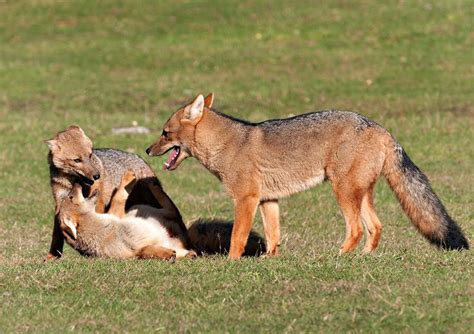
left=383, top=142, right=469, bottom=250
left=188, top=219, right=266, bottom=256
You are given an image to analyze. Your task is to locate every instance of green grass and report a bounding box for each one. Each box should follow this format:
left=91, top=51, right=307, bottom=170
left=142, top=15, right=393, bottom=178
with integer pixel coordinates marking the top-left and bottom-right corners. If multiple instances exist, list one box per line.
left=0, top=0, right=473, bottom=332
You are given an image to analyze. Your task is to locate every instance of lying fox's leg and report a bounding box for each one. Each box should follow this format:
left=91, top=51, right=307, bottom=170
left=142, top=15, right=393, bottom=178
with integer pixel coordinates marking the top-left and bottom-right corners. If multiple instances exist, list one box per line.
left=333, top=185, right=364, bottom=254
left=136, top=245, right=176, bottom=261
left=108, top=171, right=136, bottom=218
left=174, top=247, right=198, bottom=259
left=229, top=195, right=260, bottom=259
left=47, top=213, right=65, bottom=260
left=90, top=182, right=106, bottom=213
left=145, top=181, right=190, bottom=248
left=147, top=181, right=181, bottom=220
left=259, top=199, right=280, bottom=256
left=361, top=187, right=383, bottom=253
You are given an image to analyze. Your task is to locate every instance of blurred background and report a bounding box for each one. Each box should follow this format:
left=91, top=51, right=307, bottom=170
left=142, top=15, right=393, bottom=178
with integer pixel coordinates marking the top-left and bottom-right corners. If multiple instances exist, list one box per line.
left=0, top=1, right=472, bottom=332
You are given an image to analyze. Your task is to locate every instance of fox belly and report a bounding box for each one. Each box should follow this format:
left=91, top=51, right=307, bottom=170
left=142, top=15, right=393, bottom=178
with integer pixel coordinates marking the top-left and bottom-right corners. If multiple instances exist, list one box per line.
left=261, top=168, right=326, bottom=199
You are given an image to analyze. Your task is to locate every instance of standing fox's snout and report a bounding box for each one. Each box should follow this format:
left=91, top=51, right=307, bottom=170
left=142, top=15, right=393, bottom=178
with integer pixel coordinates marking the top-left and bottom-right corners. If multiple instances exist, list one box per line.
left=147, top=93, right=214, bottom=171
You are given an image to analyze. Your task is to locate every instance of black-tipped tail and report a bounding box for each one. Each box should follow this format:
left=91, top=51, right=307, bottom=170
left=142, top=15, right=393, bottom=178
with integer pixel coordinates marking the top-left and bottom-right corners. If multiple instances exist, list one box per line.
left=383, top=142, right=469, bottom=250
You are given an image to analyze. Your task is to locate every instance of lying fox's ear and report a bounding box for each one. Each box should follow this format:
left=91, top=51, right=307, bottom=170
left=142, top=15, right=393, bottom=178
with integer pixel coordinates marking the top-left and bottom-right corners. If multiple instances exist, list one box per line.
left=184, top=94, right=205, bottom=124
left=44, top=139, right=60, bottom=152
left=63, top=217, right=77, bottom=240
left=204, top=93, right=214, bottom=109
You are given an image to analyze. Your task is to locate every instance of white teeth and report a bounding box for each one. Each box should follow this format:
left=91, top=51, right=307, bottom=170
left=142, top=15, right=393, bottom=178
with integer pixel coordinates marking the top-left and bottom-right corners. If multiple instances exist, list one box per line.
left=164, top=162, right=170, bottom=167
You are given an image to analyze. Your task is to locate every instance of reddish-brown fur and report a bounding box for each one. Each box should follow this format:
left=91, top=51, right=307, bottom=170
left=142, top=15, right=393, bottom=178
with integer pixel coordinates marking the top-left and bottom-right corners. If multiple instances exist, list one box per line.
left=146, top=94, right=469, bottom=259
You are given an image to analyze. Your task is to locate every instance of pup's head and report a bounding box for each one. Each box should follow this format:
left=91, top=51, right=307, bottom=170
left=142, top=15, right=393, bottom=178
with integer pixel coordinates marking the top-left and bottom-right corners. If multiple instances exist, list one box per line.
left=58, top=184, right=99, bottom=240
left=146, top=93, right=214, bottom=171
left=45, top=126, right=101, bottom=185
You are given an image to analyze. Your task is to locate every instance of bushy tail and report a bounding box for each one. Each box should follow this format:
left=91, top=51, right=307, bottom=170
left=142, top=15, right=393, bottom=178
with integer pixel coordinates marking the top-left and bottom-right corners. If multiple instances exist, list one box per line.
left=383, top=141, right=469, bottom=250
left=188, top=219, right=266, bottom=256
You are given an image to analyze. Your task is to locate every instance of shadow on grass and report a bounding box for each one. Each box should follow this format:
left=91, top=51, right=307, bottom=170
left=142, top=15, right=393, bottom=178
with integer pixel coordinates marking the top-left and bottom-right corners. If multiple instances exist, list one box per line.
left=188, top=218, right=266, bottom=257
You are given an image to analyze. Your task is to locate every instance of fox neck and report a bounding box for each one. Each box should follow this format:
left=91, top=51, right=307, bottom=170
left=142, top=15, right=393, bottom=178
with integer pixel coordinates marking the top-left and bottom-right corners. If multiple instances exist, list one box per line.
left=191, top=110, right=252, bottom=178
left=71, top=211, right=118, bottom=256
left=76, top=210, right=116, bottom=237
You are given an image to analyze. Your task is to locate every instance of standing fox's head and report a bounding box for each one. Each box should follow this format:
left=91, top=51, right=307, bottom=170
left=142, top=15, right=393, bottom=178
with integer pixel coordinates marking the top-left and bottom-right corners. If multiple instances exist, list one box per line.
left=58, top=184, right=98, bottom=241
left=146, top=93, right=214, bottom=171
left=45, top=126, right=101, bottom=185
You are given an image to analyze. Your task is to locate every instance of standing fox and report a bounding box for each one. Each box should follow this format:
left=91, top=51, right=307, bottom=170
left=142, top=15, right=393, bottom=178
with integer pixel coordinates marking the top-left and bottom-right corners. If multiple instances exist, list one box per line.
left=146, top=93, right=469, bottom=259
left=46, top=126, right=188, bottom=259
left=58, top=171, right=195, bottom=260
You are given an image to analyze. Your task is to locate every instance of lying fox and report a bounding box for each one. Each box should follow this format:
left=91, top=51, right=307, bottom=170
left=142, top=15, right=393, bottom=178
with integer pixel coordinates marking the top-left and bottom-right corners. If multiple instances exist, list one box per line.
left=59, top=171, right=196, bottom=260
left=146, top=93, right=469, bottom=259
left=45, top=126, right=188, bottom=259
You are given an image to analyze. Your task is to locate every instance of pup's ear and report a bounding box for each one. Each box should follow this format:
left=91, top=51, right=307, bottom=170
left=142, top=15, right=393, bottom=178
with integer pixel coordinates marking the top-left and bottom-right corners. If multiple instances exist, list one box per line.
left=63, top=217, right=77, bottom=240
left=67, top=125, right=85, bottom=135
left=183, top=94, right=205, bottom=124
left=44, top=139, right=60, bottom=152
left=204, top=93, right=214, bottom=109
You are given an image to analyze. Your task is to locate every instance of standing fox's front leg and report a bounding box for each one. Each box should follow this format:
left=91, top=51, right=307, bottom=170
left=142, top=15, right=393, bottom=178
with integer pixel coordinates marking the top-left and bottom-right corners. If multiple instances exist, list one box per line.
left=47, top=213, right=64, bottom=260
left=259, top=199, right=280, bottom=256
left=229, top=195, right=260, bottom=259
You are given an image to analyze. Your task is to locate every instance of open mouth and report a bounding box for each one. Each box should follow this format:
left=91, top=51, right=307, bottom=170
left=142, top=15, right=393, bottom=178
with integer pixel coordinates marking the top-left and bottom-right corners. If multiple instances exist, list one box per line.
left=81, top=176, right=94, bottom=186
left=163, top=146, right=181, bottom=170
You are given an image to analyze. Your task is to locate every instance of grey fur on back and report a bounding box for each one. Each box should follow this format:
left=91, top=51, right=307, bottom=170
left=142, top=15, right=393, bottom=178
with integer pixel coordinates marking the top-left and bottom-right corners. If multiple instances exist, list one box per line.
left=215, top=109, right=380, bottom=131
left=94, top=148, right=158, bottom=189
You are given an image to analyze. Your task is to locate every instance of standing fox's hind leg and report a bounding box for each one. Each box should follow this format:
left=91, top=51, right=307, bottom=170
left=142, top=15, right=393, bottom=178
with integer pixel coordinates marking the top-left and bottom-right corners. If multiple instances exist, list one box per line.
left=333, top=184, right=364, bottom=254
left=360, top=187, right=383, bottom=253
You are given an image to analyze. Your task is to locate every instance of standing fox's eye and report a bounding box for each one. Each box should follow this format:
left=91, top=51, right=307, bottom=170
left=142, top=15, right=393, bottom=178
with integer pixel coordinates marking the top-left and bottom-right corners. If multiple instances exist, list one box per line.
left=162, top=130, right=169, bottom=138
left=74, top=158, right=82, bottom=163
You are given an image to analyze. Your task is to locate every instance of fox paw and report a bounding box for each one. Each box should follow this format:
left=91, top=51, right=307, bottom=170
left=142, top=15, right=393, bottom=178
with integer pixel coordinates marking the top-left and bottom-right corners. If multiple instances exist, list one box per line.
left=121, top=170, right=136, bottom=185
left=44, top=253, right=61, bottom=262
left=186, top=250, right=198, bottom=259
left=166, top=251, right=177, bottom=263
left=121, top=170, right=137, bottom=193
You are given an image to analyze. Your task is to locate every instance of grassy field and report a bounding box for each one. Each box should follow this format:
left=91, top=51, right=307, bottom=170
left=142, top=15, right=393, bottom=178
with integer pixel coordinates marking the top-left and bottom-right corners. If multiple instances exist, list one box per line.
left=0, top=0, right=473, bottom=332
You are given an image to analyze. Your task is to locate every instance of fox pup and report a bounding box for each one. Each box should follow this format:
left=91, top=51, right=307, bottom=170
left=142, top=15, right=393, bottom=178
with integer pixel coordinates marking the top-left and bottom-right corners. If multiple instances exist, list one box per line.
left=59, top=171, right=195, bottom=260
left=46, top=126, right=188, bottom=260
left=146, top=93, right=469, bottom=259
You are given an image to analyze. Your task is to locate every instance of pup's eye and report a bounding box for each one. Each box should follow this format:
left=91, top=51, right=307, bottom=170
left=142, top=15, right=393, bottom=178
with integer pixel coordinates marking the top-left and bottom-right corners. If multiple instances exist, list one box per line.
left=74, top=158, right=82, bottom=163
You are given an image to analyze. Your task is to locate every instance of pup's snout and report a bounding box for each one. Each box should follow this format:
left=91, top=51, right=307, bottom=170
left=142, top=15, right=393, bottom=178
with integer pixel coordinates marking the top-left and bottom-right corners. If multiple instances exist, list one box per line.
left=93, top=174, right=100, bottom=181
left=146, top=147, right=152, bottom=155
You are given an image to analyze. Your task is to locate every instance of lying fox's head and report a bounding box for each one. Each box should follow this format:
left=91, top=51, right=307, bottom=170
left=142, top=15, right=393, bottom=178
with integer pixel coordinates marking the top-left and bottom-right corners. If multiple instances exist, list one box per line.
left=58, top=184, right=98, bottom=240
left=45, top=126, right=101, bottom=185
left=146, top=93, right=214, bottom=171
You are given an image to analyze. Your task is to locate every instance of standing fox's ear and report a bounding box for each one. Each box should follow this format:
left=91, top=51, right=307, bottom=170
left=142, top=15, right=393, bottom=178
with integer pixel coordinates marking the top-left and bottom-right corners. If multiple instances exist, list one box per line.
left=204, top=93, right=214, bottom=109
left=184, top=94, right=205, bottom=124
left=44, top=139, right=60, bottom=152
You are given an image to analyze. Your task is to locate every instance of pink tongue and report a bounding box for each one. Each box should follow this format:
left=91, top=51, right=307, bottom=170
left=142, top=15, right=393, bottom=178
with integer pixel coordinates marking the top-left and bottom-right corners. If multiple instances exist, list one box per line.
left=163, top=148, right=179, bottom=170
